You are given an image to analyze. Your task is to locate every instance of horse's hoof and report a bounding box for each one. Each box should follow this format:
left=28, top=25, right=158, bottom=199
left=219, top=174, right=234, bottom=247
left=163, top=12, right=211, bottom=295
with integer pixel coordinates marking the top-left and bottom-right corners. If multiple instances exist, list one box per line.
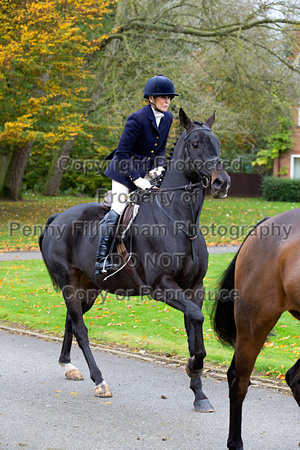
left=65, top=369, right=84, bottom=381
left=186, top=360, right=203, bottom=379
left=95, top=381, right=112, bottom=398
left=228, top=443, right=243, bottom=450
left=194, top=399, right=214, bottom=413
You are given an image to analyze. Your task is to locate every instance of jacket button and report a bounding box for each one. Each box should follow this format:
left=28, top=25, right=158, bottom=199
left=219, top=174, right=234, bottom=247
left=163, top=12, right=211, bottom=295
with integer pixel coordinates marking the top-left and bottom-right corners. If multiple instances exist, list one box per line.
left=156, top=136, right=159, bottom=139
left=154, top=143, right=157, bottom=146
left=151, top=150, right=154, bottom=153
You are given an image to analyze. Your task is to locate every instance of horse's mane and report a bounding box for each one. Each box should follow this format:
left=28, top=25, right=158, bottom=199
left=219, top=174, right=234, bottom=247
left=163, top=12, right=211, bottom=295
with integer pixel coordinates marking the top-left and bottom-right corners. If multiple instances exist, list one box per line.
left=166, top=133, right=181, bottom=162
left=163, top=121, right=206, bottom=180
left=160, top=132, right=182, bottom=184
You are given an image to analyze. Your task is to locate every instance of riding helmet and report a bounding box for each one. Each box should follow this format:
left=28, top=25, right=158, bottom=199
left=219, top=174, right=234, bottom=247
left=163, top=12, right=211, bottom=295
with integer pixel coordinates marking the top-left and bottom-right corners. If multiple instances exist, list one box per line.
left=143, top=75, right=179, bottom=99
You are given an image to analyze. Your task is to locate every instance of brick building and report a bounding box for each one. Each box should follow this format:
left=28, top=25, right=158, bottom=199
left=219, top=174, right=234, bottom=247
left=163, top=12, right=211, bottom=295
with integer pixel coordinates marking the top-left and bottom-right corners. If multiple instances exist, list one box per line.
left=273, top=32, right=300, bottom=178
left=273, top=106, right=300, bottom=178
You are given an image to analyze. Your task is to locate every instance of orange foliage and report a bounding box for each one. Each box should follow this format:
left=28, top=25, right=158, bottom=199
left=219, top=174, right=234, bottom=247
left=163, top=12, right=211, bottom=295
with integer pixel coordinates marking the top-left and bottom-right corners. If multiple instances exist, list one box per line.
left=0, top=0, right=117, bottom=145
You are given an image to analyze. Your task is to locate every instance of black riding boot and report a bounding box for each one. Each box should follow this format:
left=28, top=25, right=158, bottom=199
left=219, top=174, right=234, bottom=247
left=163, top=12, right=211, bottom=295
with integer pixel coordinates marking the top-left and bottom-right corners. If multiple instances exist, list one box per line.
left=95, top=209, right=120, bottom=275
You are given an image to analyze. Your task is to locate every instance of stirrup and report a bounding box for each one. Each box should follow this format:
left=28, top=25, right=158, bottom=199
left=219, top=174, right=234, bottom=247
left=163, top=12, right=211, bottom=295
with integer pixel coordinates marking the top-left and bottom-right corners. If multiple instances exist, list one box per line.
left=95, top=261, right=104, bottom=275
left=95, top=257, right=119, bottom=275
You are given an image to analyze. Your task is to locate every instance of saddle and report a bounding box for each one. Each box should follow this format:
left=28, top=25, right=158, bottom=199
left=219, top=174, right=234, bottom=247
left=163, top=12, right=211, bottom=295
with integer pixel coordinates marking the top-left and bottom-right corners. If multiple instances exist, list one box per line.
left=99, top=190, right=139, bottom=238
left=99, top=190, right=143, bottom=287
left=99, top=190, right=113, bottom=212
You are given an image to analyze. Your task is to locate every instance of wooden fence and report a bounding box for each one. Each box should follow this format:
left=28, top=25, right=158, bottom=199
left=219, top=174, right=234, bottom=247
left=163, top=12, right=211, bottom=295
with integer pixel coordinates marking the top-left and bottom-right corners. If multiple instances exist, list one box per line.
left=208, top=173, right=263, bottom=197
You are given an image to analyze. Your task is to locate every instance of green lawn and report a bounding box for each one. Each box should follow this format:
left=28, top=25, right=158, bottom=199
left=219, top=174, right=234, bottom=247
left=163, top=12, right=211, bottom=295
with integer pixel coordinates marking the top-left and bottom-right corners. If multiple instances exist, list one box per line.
left=0, top=195, right=299, bottom=381
left=1, top=193, right=300, bottom=250
left=0, top=193, right=94, bottom=251
left=0, top=255, right=298, bottom=381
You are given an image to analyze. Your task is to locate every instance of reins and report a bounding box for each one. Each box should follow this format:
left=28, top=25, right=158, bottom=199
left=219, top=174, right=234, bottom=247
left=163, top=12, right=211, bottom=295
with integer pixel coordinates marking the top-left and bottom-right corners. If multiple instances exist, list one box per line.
left=128, top=178, right=209, bottom=201
left=154, top=186, right=205, bottom=240
left=128, top=125, right=222, bottom=198
left=103, top=123, right=222, bottom=283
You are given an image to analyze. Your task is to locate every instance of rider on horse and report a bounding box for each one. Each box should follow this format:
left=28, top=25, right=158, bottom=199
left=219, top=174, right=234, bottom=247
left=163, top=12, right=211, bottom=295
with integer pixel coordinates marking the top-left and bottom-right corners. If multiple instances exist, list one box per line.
left=95, top=75, right=178, bottom=275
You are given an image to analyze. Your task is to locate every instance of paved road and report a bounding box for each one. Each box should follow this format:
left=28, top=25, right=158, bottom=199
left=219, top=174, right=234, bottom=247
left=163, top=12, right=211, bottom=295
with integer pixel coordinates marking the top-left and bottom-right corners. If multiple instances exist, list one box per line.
left=0, top=246, right=240, bottom=262
left=0, top=329, right=299, bottom=449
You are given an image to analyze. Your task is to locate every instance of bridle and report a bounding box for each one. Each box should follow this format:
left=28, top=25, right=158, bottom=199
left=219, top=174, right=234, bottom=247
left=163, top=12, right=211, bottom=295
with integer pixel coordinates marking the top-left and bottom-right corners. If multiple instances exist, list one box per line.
left=120, top=125, right=224, bottom=285
left=184, top=126, right=223, bottom=176
left=129, top=125, right=223, bottom=198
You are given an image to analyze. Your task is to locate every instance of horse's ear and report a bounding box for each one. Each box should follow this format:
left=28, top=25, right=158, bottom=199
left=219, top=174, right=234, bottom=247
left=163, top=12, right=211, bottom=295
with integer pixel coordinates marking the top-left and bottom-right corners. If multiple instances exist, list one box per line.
left=205, top=110, right=216, bottom=129
left=179, top=108, right=192, bottom=131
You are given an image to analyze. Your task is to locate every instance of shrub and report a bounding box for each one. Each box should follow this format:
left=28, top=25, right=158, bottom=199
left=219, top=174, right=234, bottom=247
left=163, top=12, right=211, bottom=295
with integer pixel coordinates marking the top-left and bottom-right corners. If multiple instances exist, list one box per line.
left=262, top=176, right=300, bottom=202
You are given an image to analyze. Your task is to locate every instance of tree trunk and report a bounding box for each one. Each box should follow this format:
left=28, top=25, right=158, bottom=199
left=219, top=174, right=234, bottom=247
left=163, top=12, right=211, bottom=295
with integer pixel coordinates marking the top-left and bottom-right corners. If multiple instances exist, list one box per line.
left=43, top=138, right=75, bottom=196
left=1, top=142, right=33, bottom=200
left=0, top=150, right=12, bottom=194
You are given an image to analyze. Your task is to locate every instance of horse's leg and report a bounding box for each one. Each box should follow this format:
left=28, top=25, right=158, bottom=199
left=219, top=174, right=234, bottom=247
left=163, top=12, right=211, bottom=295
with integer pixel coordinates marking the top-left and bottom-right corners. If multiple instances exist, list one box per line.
left=227, top=354, right=236, bottom=388
left=153, top=275, right=212, bottom=411
left=59, top=311, right=84, bottom=381
left=286, top=358, right=300, bottom=406
left=227, top=353, right=250, bottom=390
left=63, top=289, right=112, bottom=398
left=153, top=274, right=204, bottom=321
left=226, top=335, right=262, bottom=450
left=184, top=313, right=214, bottom=412
left=227, top=312, right=280, bottom=450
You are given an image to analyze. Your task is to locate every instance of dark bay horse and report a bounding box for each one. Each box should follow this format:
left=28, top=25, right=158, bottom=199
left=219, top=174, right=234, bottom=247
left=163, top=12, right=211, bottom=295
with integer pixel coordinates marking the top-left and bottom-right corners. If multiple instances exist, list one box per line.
left=212, top=209, right=300, bottom=449
left=39, top=108, right=230, bottom=411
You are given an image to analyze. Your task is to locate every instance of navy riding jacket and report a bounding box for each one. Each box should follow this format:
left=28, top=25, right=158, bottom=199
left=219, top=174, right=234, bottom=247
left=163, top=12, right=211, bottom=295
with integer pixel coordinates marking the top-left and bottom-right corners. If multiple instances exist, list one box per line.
left=105, top=104, right=173, bottom=190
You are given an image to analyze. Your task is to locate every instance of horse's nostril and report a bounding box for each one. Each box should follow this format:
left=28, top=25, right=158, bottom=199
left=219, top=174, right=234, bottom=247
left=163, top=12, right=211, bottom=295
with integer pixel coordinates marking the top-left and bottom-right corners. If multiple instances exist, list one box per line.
left=212, top=178, right=223, bottom=189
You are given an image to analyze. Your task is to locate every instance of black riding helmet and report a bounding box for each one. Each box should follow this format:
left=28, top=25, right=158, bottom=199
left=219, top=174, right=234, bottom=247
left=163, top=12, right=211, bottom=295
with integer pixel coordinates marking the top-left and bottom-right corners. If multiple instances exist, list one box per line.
left=143, top=75, right=179, bottom=99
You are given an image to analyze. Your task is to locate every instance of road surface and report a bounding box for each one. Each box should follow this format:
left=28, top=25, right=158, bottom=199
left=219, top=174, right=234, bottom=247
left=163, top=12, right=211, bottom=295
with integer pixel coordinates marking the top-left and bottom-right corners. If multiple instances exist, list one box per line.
left=0, top=329, right=299, bottom=449
left=0, top=246, right=240, bottom=262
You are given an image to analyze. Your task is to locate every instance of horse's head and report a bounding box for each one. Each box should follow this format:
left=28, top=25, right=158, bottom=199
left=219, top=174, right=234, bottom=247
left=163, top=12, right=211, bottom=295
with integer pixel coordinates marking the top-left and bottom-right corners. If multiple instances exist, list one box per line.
left=179, top=108, right=230, bottom=198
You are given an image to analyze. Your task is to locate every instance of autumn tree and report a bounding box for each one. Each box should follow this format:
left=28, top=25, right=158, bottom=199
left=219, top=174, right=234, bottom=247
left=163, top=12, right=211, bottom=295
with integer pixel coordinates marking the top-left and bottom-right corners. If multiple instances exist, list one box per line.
left=44, top=0, right=300, bottom=194
left=2, top=0, right=300, bottom=198
left=0, top=0, right=116, bottom=199
left=90, top=0, right=300, bottom=170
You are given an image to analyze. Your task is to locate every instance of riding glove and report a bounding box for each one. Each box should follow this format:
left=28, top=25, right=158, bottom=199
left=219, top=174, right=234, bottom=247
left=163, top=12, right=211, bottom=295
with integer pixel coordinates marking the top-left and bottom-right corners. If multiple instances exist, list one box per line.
left=149, top=166, right=165, bottom=178
left=133, top=177, right=152, bottom=190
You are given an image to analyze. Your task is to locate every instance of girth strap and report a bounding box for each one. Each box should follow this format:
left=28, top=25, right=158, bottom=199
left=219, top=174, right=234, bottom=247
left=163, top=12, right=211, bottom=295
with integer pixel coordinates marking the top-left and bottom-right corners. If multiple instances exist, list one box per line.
left=116, top=241, right=144, bottom=288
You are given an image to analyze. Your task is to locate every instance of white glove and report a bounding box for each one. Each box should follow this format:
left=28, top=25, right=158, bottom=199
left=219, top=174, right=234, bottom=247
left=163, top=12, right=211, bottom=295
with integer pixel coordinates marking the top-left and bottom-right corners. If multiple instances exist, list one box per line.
left=149, top=166, right=165, bottom=178
left=133, top=177, right=152, bottom=190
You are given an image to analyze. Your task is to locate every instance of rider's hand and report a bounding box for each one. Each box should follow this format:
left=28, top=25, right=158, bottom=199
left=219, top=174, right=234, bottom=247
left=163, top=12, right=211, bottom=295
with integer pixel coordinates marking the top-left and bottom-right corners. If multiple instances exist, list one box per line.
left=149, top=166, right=165, bottom=178
left=133, top=177, right=152, bottom=190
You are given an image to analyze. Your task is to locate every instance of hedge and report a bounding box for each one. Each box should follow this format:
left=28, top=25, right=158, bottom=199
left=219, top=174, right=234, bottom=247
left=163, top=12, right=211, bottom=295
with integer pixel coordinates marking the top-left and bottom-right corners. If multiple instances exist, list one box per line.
left=262, top=176, right=300, bottom=202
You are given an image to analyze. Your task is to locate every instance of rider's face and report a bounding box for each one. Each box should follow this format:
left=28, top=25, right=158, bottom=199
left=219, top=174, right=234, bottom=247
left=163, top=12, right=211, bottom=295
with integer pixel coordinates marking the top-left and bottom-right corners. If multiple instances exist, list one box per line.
left=149, top=95, right=171, bottom=112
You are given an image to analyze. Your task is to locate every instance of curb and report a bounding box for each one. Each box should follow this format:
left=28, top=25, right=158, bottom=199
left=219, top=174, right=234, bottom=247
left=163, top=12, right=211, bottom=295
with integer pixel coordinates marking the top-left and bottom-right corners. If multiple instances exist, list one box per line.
left=0, top=324, right=291, bottom=395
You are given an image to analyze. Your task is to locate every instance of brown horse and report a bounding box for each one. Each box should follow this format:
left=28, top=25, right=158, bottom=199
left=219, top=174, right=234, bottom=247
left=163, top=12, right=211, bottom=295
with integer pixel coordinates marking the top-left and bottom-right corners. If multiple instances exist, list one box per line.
left=212, top=209, right=300, bottom=450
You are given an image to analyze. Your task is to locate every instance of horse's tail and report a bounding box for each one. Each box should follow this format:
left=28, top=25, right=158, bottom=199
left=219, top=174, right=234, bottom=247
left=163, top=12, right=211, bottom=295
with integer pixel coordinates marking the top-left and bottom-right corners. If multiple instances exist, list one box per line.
left=211, top=252, right=238, bottom=347
left=39, top=213, right=60, bottom=292
left=39, top=213, right=60, bottom=251
left=211, top=216, right=270, bottom=347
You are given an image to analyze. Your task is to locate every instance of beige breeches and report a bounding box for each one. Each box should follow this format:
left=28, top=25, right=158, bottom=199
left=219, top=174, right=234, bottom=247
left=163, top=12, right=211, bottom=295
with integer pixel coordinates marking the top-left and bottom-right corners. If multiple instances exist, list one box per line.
left=111, top=173, right=151, bottom=215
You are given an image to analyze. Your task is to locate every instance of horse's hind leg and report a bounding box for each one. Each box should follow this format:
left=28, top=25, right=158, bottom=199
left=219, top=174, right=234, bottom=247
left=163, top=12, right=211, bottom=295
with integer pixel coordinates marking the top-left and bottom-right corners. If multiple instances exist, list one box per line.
left=62, top=289, right=112, bottom=398
left=286, top=358, right=300, bottom=406
left=59, top=311, right=84, bottom=381
left=227, top=337, right=262, bottom=450
left=184, top=314, right=214, bottom=413
left=227, top=314, right=280, bottom=450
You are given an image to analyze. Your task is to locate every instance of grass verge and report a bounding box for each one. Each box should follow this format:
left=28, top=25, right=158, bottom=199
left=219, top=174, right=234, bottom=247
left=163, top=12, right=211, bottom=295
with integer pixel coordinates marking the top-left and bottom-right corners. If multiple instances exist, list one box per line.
left=1, top=193, right=300, bottom=250
left=0, top=254, right=298, bottom=381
